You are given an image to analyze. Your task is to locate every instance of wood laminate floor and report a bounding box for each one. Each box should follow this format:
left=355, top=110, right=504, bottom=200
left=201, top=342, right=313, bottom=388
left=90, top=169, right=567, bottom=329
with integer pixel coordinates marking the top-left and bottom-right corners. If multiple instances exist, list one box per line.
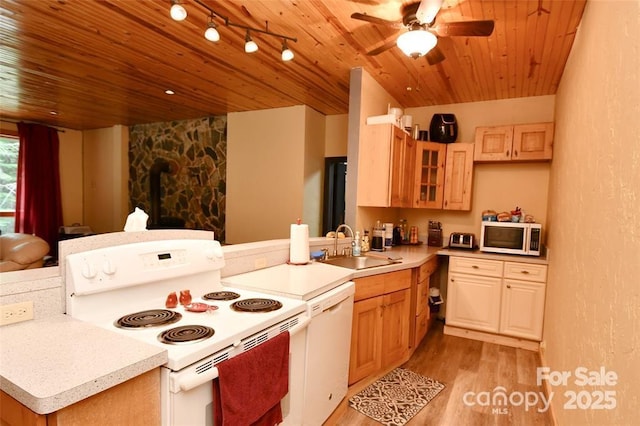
left=332, top=320, right=554, bottom=426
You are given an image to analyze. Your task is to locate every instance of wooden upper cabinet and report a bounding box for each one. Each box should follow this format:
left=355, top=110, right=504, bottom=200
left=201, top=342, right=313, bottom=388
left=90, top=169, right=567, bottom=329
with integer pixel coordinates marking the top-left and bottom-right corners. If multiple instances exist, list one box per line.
left=512, top=123, right=554, bottom=161
left=389, top=127, right=416, bottom=208
left=474, top=123, right=554, bottom=162
left=413, top=142, right=446, bottom=209
left=357, top=124, right=415, bottom=208
left=443, top=143, right=474, bottom=211
left=474, top=125, right=513, bottom=161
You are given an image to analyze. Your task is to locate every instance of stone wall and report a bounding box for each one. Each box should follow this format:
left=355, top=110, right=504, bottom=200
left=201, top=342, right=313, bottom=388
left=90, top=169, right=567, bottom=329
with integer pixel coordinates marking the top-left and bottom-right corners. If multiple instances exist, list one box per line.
left=128, top=116, right=226, bottom=241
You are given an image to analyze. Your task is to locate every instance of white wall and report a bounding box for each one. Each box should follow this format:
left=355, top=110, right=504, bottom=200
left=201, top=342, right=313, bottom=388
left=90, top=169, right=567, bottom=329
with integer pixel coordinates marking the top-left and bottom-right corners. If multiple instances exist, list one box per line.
left=82, top=125, right=129, bottom=233
left=543, top=1, right=639, bottom=424
left=226, top=105, right=326, bottom=244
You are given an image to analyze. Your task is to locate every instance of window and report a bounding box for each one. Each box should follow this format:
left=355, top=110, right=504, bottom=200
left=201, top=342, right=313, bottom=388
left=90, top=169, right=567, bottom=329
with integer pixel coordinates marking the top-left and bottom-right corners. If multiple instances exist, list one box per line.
left=0, top=133, right=19, bottom=234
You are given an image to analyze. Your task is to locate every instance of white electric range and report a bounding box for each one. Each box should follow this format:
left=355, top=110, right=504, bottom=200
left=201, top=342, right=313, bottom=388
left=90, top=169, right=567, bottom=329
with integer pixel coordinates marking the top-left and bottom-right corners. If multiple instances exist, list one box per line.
left=64, top=238, right=309, bottom=426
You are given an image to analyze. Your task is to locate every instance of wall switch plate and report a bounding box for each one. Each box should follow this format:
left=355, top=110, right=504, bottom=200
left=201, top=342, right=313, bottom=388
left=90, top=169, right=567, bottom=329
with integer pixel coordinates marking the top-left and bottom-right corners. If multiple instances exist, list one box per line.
left=1, top=301, right=34, bottom=326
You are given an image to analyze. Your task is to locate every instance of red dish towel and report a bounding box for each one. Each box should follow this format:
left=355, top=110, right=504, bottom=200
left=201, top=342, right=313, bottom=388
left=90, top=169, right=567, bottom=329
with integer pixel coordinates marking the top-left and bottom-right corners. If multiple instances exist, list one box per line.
left=213, top=331, right=290, bottom=426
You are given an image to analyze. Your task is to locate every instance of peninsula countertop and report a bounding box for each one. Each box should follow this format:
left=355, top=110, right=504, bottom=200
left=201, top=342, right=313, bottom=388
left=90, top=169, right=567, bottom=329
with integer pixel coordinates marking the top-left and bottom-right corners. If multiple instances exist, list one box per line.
left=0, top=314, right=167, bottom=415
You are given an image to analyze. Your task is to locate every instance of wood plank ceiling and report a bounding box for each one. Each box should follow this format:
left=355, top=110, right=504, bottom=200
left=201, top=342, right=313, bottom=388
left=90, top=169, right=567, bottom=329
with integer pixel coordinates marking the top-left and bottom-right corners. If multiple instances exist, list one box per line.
left=0, top=0, right=587, bottom=130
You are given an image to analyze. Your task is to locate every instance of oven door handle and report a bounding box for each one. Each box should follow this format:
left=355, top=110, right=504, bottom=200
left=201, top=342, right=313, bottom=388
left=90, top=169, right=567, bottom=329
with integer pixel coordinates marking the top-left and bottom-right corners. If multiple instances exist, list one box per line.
left=175, top=315, right=311, bottom=392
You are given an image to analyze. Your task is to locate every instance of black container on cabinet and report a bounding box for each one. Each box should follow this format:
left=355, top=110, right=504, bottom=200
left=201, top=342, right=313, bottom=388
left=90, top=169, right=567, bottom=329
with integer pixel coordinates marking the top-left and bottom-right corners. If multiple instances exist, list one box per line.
left=429, top=114, right=458, bottom=143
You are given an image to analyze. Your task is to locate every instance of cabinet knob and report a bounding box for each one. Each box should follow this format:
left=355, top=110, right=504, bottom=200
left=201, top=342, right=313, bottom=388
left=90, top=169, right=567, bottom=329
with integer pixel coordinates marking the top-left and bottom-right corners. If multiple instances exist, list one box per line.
left=514, top=150, right=518, bottom=157
left=472, top=265, right=479, bottom=269
left=506, top=284, right=511, bottom=289
left=506, top=150, right=510, bottom=157
left=521, top=270, right=530, bottom=274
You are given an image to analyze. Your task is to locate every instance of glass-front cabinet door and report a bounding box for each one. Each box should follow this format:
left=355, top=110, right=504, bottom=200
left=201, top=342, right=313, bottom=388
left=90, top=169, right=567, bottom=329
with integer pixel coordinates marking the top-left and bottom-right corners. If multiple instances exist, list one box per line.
left=414, top=142, right=446, bottom=208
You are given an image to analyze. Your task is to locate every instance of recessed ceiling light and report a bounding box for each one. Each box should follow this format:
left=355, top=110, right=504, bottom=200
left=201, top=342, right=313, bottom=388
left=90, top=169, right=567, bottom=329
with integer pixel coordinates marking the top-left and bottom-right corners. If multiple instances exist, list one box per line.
left=49, top=111, right=58, bottom=115
left=165, top=90, right=175, bottom=95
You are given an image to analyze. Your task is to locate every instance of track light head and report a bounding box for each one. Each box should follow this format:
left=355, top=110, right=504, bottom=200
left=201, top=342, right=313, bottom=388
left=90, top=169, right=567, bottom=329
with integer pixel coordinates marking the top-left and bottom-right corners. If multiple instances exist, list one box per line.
left=170, top=0, right=187, bottom=21
left=244, top=30, right=258, bottom=53
left=204, top=19, right=220, bottom=42
left=281, top=40, right=294, bottom=61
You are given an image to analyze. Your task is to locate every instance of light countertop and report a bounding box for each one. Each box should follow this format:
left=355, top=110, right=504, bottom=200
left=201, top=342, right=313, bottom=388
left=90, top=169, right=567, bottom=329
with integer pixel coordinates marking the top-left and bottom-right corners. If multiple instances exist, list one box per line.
left=0, top=315, right=167, bottom=414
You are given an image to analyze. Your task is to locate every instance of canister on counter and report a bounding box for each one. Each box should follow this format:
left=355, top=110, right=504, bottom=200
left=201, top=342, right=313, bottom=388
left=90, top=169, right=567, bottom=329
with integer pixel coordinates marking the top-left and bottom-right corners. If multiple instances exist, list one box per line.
left=409, top=226, right=419, bottom=244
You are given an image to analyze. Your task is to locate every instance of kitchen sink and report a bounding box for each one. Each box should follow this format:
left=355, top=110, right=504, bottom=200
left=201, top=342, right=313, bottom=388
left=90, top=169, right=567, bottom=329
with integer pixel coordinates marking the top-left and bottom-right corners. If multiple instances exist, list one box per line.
left=319, top=254, right=401, bottom=270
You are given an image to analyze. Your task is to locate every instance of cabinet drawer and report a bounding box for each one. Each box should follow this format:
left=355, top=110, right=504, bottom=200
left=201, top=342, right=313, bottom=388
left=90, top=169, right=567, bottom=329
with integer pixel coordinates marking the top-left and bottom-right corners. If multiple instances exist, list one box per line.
left=449, top=257, right=503, bottom=277
left=504, top=262, right=547, bottom=282
left=418, top=257, right=438, bottom=281
left=354, top=274, right=385, bottom=301
left=354, top=269, right=411, bottom=301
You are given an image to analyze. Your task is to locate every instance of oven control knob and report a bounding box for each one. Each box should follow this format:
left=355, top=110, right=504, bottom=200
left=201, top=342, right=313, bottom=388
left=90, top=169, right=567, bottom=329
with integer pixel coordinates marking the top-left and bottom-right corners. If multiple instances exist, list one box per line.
left=102, top=259, right=117, bottom=275
left=81, top=262, right=97, bottom=279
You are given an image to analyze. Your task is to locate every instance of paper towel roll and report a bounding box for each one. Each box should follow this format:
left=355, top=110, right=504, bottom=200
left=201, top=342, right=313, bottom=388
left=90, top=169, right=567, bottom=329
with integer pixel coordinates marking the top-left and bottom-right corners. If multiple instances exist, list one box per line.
left=289, top=222, right=310, bottom=264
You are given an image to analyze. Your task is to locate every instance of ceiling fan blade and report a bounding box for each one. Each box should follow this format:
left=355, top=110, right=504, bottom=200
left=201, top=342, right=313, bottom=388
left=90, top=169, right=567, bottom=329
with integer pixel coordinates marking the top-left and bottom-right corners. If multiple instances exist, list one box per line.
left=367, top=39, right=398, bottom=56
left=425, top=45, right=445, bottom=65
left=415, top=0, right=443, bottom=25
left=431, top=20, right=495, bottom=37
left=351, top=12, right=403, bottom=29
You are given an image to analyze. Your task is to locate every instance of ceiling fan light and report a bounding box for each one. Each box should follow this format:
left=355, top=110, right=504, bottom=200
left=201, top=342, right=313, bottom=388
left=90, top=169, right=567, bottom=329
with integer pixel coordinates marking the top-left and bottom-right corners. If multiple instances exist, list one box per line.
left=281, top=40, right=294, bottom=61
left=204, top=22, right=220, bottom=42
left=397, top=29, right=437, bottom=58
left=170, top=0, right=187, bottom=21
left=244, top=30, right=258, bottom=53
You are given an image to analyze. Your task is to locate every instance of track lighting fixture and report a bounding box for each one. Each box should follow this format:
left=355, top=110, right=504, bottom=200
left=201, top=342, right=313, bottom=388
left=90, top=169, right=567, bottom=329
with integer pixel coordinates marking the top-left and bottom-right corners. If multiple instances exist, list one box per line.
left=244, top=30, right=258, bottom=53
left=204, top=15, right=220, bottom=42
left=170, top=0, right=187, bottom=21
left=171, top=0, right=297, bottom=60
left=281, top=39, right=294, bottom=62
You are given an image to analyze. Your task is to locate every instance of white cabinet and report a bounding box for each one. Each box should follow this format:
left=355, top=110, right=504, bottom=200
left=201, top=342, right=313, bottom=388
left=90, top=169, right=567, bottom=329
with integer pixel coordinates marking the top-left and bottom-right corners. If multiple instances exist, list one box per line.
left=500, top=279, right=546, bottom=340
left=447, top=257, right=547, bottom=341
left=447, top=272, right=502, bottom=332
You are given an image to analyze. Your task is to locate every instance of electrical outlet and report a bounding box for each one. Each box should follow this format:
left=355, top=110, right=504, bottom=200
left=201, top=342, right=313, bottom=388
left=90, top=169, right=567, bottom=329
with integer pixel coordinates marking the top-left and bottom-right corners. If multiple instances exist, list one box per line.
left=254, top=257, right=268, bottom=269
left=0, top=301, right=34, bottom=326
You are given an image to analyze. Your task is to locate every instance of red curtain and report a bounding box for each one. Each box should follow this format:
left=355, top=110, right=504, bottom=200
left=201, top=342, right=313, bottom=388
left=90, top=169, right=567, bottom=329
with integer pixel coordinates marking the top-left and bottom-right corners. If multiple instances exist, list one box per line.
left=15, top=122, right=63, bottom=258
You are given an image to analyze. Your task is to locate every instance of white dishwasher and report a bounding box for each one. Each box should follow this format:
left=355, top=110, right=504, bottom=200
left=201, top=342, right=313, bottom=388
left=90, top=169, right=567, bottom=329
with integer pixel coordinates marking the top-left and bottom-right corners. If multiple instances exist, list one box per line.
left=221, top=262, right=356, bottom=425
left=303, top=281, right=354, bottom=425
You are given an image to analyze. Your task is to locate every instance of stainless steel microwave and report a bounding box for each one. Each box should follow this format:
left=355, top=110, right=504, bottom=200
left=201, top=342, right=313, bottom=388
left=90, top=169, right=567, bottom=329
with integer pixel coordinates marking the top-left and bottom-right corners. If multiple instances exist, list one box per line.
left=480, top=222, right=542, bottom=256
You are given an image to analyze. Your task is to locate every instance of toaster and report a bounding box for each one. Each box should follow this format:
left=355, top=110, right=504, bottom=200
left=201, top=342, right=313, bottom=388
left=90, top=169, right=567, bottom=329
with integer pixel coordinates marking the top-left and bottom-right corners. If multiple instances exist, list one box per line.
left=449, top=232, right=476, bottom=250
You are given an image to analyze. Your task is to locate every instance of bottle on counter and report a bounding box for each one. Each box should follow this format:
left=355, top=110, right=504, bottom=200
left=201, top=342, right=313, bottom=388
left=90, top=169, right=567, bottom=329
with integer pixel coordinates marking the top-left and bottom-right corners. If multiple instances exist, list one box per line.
left=352, top=231, right=361, bottom=256
left=399, top=219, right=408, bottom=243
left=362, top=230, right=370, bottom=252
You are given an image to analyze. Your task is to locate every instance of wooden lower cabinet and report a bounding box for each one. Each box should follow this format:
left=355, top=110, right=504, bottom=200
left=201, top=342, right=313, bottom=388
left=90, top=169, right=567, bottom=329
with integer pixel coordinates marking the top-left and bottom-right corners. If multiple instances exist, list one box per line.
left=0, top=369, right=160, bottom=426
left=348, top=270, right=411, bottom=385
left=412, top=257, right=439, bottom=348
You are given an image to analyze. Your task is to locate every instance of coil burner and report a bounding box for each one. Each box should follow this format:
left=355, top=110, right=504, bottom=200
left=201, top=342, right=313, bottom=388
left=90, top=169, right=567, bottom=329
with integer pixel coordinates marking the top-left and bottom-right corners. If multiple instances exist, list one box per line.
left=203, top=291, right=241, bottom=301
left=158, top=325, right=215, bottom=344
left=115, top=309, right=182, bottom=329
left=231, top=298, right=283, bottom=313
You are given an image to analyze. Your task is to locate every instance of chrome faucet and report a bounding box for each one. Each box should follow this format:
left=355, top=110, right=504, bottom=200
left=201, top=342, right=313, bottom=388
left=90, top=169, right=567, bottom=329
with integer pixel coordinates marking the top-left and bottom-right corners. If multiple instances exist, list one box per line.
left=333, top=224, right=355, bottom=257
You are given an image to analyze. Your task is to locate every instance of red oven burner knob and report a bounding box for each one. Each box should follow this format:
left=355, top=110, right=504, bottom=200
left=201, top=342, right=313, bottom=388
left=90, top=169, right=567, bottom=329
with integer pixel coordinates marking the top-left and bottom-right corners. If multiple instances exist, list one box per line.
left=166, top=292, right=178, bottom=308
left=179, top=290, right=192, bottom=306
left=102, top=259, right=117, bottom=275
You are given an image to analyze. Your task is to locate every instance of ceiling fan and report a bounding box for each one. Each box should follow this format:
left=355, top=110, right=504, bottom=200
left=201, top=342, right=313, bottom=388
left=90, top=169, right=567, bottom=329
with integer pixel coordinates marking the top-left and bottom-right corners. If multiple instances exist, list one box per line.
left=351, top=0, right=494, bottom=65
